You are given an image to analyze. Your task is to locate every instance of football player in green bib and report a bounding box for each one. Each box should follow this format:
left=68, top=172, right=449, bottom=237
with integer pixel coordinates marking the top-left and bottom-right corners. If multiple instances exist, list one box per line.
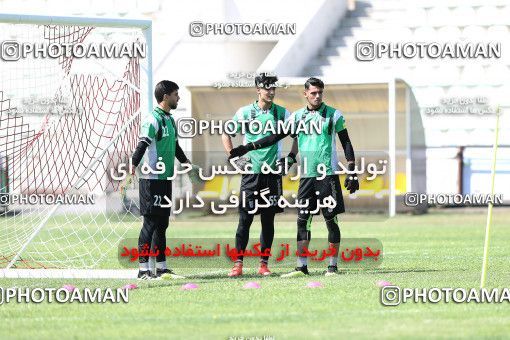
left=222, top=73, right=297, bottom=277
left=230, top=77, right=359, bottom=276
left=131, top=80, right=192, bottom=280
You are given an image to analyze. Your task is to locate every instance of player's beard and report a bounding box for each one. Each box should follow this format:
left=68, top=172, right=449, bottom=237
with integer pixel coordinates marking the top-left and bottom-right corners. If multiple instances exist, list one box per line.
left=262, top=96, right=273, bottom=105
left=310, top=99, right=321, bottom=109
left=170, top=102, right=178, bottom=110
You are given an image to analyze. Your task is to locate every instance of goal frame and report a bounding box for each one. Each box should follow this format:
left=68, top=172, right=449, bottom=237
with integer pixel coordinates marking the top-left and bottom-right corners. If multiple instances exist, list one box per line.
left=0, top=13, right=153, bottom=279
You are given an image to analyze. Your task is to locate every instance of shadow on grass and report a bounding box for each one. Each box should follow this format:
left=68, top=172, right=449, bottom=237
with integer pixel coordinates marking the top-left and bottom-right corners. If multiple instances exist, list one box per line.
left=343, top=268, right=452, bottom=275
left=133, top=268, right=456, bottom=289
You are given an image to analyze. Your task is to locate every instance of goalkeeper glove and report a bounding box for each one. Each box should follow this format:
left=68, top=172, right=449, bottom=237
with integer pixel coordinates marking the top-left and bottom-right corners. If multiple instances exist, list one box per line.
left=231, top=156, right=251, bottom=171
left=229, top=142, right=256, bottom=159
left=344, top=162, right=359, bottom=194
left=187, top=164, right=201, bottom=184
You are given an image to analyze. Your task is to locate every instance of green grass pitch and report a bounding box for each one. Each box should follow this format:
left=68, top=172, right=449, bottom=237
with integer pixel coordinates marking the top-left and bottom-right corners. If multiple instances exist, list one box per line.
left=1, top=208, right=509, bottom=339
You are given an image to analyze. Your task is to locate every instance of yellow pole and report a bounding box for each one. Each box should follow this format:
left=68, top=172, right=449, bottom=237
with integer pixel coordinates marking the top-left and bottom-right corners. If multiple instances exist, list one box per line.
left=480, top=108, right=501, bottom=288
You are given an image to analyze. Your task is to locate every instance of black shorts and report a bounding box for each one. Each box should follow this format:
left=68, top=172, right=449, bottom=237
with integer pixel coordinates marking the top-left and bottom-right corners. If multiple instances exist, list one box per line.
left=239, top=173, right=283, bottom=215
left=139, top=178, right=172, bottom=216
left=297, top=175, right=345, bottom=219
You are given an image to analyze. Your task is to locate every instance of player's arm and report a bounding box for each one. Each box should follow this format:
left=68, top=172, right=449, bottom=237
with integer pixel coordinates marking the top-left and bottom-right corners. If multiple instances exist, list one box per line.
left=290, top=137, right=298, bottom=157
left=221, top=133, right=233, bottom=155
left=175, top=140, right=190, bottom=163
left=230, top=108, right=295, bottom=158
left=284, top=110, right=299, bottom=162
left=131, top=132, right=152, bottom=173
left=131, top=138, right=150, bottom=168
left=334, top=110, right=358, bottom=193
left=338, top=128, right=359, bottom=194
left=121, top=139, right=149, bottom=198
left=338, top=129, right=354, bottom=166
left=132, top=115, right=157, bottom=169
left=229, top=132, right=290, bottom=158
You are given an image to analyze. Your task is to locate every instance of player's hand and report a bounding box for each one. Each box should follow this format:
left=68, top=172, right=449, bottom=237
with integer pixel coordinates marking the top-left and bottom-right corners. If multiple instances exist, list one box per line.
left=229, top=145, right=250, bottom=158
left=230, top=156, right=250, bottom=171
left=120, top=170, right=136, bottom=202
left=187, top=164, right=201, bottom=184
left=344, top=175, right=359, bottom=194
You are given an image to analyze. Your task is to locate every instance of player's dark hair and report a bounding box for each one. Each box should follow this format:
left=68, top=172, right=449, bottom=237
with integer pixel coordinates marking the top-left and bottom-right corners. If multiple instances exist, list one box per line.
left=154, top=80, right=179, bottom=103
left=255, top=73, right=278, bottom=89
left=304, top=77, right=324, bottom=90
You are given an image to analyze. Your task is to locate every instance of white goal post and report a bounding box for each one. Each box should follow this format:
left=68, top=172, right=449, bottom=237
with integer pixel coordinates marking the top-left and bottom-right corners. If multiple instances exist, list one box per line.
left=0, top=14, right=153, bottom=279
